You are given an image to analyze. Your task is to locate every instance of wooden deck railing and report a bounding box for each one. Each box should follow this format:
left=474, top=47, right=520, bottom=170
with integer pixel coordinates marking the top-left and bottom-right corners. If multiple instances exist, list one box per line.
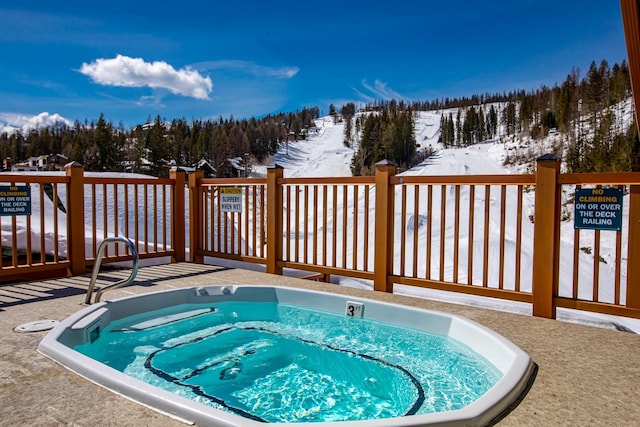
left=0, top=165, right=183, bottom=281
left=190, top=158, right=640, bottom=320
left=279, top=176, right=377, bottom=280
left=0, top=174, right=70, bottom=281
left=388, top=172, right=536, bottom=304
left=194, top=172, right=268, bottom=265
left=82, top=175, right=178, bottom=264
left=555, top=171, right=640, bottom=318
left=1, top=158, right=639, bottom=321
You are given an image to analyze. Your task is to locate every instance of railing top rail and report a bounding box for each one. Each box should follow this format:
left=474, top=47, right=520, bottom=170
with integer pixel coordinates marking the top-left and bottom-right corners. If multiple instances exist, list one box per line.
left=559, top=172, right=640, bottom=185
left=391, top=174, right=536, bottom=185
left=0, top=174, right=69, bottom=184
left=280, top=176, right=376, bottom=185
left=84, top=176, right=174, bottom=185
left=201, top=178, right=267, bottom=186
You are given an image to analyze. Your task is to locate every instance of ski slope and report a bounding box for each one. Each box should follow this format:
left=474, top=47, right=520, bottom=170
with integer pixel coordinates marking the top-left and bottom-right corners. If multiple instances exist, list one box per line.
left=263, top=112, right=639, bottom=333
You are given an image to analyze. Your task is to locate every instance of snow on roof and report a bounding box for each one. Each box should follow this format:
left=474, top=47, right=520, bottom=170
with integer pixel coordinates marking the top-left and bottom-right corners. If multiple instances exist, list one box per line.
left=227, top=157, right=245, bottom=171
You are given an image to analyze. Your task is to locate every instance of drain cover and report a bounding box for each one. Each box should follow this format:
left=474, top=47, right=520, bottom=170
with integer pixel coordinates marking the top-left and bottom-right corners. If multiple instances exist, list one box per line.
left=14, top=319, right=59, bottom=333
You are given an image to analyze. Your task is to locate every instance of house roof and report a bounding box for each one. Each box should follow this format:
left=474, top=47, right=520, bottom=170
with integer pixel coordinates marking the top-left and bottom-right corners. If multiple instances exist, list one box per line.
left=226, top=157, right=245, bottom=171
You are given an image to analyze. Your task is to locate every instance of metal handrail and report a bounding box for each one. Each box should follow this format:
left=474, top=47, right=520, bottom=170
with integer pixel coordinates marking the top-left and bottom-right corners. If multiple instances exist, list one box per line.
left=84, top=237, right=139, bottom=304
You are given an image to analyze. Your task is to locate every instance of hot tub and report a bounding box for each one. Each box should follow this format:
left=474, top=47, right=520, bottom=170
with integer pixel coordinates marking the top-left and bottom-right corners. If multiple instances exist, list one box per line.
left=38, top=285, right=535, bottom=426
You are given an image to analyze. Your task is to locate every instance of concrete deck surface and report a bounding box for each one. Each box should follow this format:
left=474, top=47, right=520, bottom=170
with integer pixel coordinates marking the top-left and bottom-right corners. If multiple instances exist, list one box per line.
left=1, top=263, right=639, bottom=426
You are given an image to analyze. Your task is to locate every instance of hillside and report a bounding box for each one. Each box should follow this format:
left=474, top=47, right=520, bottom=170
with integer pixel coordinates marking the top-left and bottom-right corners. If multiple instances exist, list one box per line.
left=258, top=110, right=639, bottom=333
left=3, top=107, right=637, bottom=333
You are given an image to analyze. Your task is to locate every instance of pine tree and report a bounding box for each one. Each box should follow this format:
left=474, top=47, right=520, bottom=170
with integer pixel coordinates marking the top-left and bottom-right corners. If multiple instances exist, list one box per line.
left=455, top=110, right=461, bottom=145
left=342, top=103, right=356, bottom=147
left=518, top=92, right=533, bottom=132
left=95, top=113, right=117, bottom=171
left=447, top=113, right=455, bottom=145
left=502, top=102, right=517, bottom=136
left=477, top=107, right=486, bottom=142
left=146, top=116, right=170, bottom=177
left=557, top=72, right=576, bottom=133
left=487, top=105, right=498, bottom=138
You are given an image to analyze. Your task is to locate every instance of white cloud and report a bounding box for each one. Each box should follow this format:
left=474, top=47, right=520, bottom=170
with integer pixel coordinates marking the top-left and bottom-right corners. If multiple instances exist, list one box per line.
left=80, top=54, right=213, bottom=100
left=356, top=79, right=405, bottom=101
left=193, top=60, right=299, bottom=79
left=0, top=112, right=73, bottom=135
left=350, top=86, right=376, bottom=103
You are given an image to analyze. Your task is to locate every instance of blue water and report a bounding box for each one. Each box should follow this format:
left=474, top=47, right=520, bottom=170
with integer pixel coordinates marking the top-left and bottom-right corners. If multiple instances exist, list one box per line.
left=75, top=302, right=501, bottom=423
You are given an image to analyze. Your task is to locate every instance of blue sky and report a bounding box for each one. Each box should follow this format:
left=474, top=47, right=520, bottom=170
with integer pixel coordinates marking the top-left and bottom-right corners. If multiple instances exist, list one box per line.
left=0, top=1, right=629, bottom=130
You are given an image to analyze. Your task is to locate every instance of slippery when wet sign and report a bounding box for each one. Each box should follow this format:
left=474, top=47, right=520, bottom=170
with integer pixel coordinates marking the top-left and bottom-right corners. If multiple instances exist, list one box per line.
left=220, top=187, right=242, bottom=212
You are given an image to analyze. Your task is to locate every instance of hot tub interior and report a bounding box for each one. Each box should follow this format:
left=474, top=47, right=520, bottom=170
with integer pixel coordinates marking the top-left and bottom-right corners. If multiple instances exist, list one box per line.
left=39, top=285, right=536, bottom=427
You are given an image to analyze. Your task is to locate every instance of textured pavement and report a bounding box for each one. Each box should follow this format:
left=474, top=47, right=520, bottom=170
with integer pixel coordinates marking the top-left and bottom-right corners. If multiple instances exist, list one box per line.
left=1, top=263, right=639, bottom=426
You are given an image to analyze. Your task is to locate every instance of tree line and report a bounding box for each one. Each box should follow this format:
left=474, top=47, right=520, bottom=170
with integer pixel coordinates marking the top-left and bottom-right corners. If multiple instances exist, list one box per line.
left=363, top=59, right=638, bottom=173
left=346, top=59, right=639, bottom=175
left=0, top=107, right=320, bottom=177
left=439, top=105, right=499, bottom=146
left=349, top=100, right=418, bottom=175
left=443, top=60, right=639, bottom=172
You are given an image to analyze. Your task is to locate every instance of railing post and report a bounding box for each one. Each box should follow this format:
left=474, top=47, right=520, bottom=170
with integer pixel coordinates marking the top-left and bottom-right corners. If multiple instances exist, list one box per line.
left=188, top=170, right=204, bottom=264
left=65, top=162, right=86, bottom=276
left=627, top=185, right=640, bottom=308
left=532, top=154, right=560, bottom=318
left=374, top=160, right=396, bottom=293
left=170, top=168, right=186, bottom=263
left=266, top=165, right=284, bottom=275
left=621, top=0, right=640, bottom=125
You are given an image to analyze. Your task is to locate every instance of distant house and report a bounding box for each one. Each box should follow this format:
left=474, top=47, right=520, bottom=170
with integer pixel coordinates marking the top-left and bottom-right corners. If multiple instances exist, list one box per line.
left=194, top=158, right=216, bottom=178
left=47, top=154, right=68, bottom=171
left=217, top=157, right=247, bottom=178
left=11, top=161, right=36, bottom=172
left=12, top=155, right=46, bottom=172
left=10, top=154, right=68, bottom=172
left=171, top=158, right=216, bottom=178
left=140, top=120, right=170, bottom=132
left=31, top=155, right=47, bottom=170
left=139, top=158, right=153, bottom=172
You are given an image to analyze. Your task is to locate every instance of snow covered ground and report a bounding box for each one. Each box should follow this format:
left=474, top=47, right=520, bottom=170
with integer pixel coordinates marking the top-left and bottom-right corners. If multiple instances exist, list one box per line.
left=3, top=110, right=638, bottom=333
left=257, top=112, right=639, bottom=333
